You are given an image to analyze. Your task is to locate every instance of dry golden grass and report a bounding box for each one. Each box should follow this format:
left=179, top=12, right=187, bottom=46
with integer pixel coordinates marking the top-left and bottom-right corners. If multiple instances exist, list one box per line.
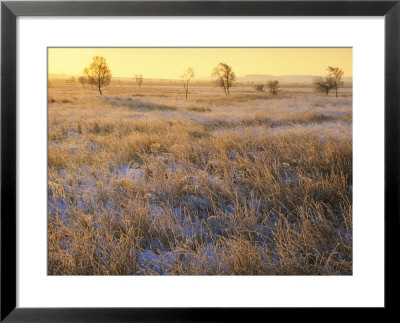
left=48, top=83, right=352, bottom=275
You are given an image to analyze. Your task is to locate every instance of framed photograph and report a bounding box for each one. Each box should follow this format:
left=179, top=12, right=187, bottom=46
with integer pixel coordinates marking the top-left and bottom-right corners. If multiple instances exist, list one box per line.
left=1, top=0, right=398, bottom=321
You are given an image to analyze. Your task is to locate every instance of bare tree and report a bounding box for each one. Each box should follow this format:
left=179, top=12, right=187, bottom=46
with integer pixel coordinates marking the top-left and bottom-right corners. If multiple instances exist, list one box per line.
left=83, top=68, right=95, bottom=89
left=314, top=76, right=335, bottom=95
left=254, top=84, right=265, bottom=93
left=267, top=80, right=280, bottom=95
left=135, top=74, right=143, bottom=87
left=180, top=68, right=195, bottom=101
left=85, top=56, right=112, bottom=95
left=327, top=66, right=344, bottom=97
left=211, top=63, right=236, bottom=95
left=78, top=76, right=87, bottom=87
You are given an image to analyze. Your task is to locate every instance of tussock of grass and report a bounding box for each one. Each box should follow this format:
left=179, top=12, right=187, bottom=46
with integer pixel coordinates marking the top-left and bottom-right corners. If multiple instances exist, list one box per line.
left=104, top=97, right=177, bottom=111
left=201, top=111, right=346, bottom=131
left=186, top=106, right=212, bottom=113
left=48, top=97, right=73, bottom=104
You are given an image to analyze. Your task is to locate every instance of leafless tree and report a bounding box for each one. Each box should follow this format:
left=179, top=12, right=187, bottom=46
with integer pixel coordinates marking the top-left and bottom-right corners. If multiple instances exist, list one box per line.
left=135, top=74, right=143, bottom=87
left=314, top=76, right=335, bottom=95
left=78, top=76, right=87, bottom=87
left=267, top=80, right=280, bottom=96
left=327, top=66, right=344, bottom=97
left=85, top=56, right=112, bottom=95
left=84, top=68, right=95, bottom=89
left=254, top=84, right=265, bottom=93
left=211, top=63, right=236, bottom=95
left=181, top=68, right=195, bottom=101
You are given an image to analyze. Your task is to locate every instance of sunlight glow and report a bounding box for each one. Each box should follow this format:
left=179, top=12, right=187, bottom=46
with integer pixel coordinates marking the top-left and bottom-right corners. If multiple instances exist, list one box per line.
left=48, top=47, right=352, bottom=79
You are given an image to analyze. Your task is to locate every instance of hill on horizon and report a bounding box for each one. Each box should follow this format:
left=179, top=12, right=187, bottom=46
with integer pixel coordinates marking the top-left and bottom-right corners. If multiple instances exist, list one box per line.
left=49, top=73, right=353, bottom=87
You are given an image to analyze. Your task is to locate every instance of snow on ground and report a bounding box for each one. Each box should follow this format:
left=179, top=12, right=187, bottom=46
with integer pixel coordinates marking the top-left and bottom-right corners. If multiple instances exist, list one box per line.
left=48, top=84, right=353, bottom=275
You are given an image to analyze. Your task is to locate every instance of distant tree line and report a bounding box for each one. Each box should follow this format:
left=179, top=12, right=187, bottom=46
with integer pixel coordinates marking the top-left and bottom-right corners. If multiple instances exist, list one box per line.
left=252, top=66, right=345, bottom=98
left=76, top=56, right=345, bottom=99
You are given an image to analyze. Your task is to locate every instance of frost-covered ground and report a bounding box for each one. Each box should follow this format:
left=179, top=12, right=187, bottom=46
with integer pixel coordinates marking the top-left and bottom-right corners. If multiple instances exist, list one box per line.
left=48, top=84, right=352, bottom=275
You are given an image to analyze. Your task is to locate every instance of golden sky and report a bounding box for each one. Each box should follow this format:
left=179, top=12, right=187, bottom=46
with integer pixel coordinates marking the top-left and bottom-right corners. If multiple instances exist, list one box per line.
left=48, top=48, right=352, bottom=79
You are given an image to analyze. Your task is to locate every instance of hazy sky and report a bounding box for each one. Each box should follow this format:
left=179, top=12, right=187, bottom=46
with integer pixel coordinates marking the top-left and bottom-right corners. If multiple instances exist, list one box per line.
left=48, top=48, right=352, bottom=79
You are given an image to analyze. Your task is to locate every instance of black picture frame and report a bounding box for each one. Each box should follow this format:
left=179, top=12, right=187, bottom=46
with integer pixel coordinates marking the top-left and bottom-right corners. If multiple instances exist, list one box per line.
left=1, top=1, right=399, bottom=321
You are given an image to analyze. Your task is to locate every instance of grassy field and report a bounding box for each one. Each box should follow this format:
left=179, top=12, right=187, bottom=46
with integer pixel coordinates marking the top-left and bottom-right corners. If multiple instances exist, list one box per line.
left=48, top=83, right=352, bottom=275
